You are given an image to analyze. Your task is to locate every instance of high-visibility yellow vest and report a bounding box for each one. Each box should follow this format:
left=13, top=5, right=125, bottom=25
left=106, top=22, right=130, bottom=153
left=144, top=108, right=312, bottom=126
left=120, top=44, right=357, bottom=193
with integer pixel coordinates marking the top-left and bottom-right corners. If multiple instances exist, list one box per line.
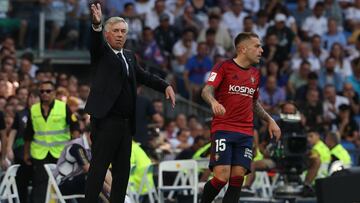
left=331, top=144, right=352, bottom=166
left=129, top=141, right=154, bottom=195
left=30, top=100, right=71, bottom=160
left=312, top=140, right=331, bottom=178
left=192, top=143, right=211, bottom=159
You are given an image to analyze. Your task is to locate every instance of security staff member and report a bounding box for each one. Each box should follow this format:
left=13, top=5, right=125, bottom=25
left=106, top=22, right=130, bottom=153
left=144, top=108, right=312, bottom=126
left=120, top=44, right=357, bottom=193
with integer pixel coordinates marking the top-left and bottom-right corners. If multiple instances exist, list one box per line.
left=24, top=81, right=79, bottom=203
left=325, top=131, right=352, bottom=167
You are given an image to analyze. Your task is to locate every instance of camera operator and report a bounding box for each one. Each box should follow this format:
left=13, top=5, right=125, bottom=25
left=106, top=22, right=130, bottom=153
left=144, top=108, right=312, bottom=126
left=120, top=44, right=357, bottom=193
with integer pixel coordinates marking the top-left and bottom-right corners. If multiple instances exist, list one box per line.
left=243, top=102, right=305, bottom=191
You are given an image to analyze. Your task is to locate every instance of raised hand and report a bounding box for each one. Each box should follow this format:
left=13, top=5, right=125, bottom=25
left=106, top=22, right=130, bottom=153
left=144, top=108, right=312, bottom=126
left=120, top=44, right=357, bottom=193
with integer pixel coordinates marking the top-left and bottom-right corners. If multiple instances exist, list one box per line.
left=90, top=3, right=102, bottom=25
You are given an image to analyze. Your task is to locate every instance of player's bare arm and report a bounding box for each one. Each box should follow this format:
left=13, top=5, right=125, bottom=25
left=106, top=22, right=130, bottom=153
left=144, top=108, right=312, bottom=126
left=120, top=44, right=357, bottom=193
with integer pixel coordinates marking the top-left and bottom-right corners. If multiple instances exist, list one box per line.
left=253, top=100, right=281, bottom=140
left=202, top=85, right=226, bottom=116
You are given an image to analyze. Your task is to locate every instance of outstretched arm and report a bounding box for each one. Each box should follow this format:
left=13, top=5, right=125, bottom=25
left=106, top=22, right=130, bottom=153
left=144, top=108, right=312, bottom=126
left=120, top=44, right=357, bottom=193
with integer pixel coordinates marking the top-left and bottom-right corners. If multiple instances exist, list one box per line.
left=202, top=85, right=225, bottom=116
left=90, top=3, right=105, bottom=61
left=253, top=100, right=281, bottom=140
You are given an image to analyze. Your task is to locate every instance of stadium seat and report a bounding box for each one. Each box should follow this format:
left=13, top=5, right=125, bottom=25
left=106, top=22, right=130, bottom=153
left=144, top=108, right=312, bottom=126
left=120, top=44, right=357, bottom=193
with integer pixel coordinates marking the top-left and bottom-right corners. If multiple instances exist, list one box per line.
left=0, top=164, right=20, bottom=203
left=158, top=160, right=198, bottom=203
left=44, top=164, right=85, bottom=203
left=252, top=171, right=273, bottom=198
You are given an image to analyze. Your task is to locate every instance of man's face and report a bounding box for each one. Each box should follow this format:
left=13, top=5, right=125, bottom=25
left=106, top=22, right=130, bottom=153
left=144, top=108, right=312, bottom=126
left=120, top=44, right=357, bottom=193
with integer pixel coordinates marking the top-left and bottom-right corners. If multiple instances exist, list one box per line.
left=39, top=83, right=55, bottom=103
left=243, top=37, right=263, bottom=64
left=104, top=22, right=127, bottom=50
left=325, top=58, right=336, bottom=72
left=307, top=132, right=319, bottom=146
left=311, top=37, right=321, bottom=49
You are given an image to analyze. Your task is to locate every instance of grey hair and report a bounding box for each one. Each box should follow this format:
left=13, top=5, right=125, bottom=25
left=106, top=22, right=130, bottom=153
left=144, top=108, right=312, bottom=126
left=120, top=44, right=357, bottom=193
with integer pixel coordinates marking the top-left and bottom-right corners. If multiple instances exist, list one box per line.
left=104, top=17, right=128, bottom=33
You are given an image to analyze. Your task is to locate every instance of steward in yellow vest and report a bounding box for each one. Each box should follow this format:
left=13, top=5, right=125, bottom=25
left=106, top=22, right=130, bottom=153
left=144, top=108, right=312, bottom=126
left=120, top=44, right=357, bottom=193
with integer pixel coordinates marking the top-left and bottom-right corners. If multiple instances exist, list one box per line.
left=305, top=131, right=331, bottom=186
left=325, top=131, right=352, bottom=167
left=23, top=81, right=79, bottom=203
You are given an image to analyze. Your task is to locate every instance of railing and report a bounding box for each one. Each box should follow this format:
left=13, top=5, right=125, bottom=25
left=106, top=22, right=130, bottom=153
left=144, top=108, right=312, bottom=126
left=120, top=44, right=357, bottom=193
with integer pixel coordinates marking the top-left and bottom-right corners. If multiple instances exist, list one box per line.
left=141, top=86, right=212, bottom=121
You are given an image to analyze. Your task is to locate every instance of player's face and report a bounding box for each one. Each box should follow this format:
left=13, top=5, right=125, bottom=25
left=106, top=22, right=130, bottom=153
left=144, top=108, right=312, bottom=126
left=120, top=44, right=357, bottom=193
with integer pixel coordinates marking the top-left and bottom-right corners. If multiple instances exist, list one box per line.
left=105, top=22, right=127, bottom=50
left=245, top=37, right=263, bottom=64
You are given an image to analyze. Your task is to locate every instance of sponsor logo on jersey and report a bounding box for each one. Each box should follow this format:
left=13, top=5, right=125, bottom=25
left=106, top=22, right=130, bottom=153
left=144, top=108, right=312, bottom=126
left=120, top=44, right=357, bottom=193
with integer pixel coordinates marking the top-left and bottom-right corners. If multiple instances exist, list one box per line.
left=228, top=85, right=256, bottom=97
left=208, top=72, right=217, bottom=82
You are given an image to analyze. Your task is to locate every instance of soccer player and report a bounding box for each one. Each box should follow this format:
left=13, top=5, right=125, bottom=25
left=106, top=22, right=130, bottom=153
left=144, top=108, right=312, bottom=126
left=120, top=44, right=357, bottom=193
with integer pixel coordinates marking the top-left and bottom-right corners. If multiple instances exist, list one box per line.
left=200, top=32, right=281, bottom=203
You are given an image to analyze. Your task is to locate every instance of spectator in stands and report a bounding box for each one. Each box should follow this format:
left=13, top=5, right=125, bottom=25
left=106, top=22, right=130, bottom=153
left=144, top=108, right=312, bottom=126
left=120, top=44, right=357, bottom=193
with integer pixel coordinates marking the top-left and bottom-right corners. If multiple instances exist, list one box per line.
left=295, top=72, right=322, bottom=104
left=183, top=42, right=212, bottom=102
left=19, top=52, right=38, bottom=78
left=188, top=122, right=204, bottom=145
left=322, top=19, right=347, bottom=52
left=222, top=0, right=248, bottom=38
left=175, top=113, right=188, bottom=132
left=254, top=11, right=269, bottom=41
left=198, top=14, right=232, bottom=51
left=262, top=33, right=288, bottom=65
left=325, top=131, right=352, bottom=167
left=346, top=57, right=360, bottom=96
left=174, top=5, right=203, bottom=35
left=57, top=73, right=69, bottom=88
left=266, top=13, right=295, bottom=54
left=15, top=87, right=28, bottom=108
left=341, top=82, right=360, bottom=115
left=242, top=0, right=260, bottom=15
left=243, top=16, right=255, bottom=33
left=204, top=28, right=225, bottom=62
left=166, top=0, right=187, bottom=18
left=291, top=42, right=321, bottom=72
left=292, top=0, right=312, bottom=33
left=169, top=128, right=191, bottom=151
left=145, top=0, right=174, bottom=30
left=152, top=98, right=163, bottom=115
left=135, top=0, right=155, bottom=16
left=139, top=27, right=167, bottom=70
left=310, top=35, right=329, bottom=65
left=154, top=13, right=180, bottom=57
left=259, top=76, right=286, bottom=116
left=44, top=0, right=68, bottom=49
left=323, top=85, right=349, bottom=124
left=301, top=88, right=324, bottom=131
left=345, top=0, right=360, bottom=31
left=176, top=135, right=206, bottom=159
left=135, top=86, right=163, bottom=147
left=324, top=0, right=343, bottom=26
left=287, top=60, right=311, bottom=98
left=318, top=57, right=344, bottom=92
left=121, top=2, right=143, bottom=51
left=172, top=28, right=197, bottom=74
left=78, top=84, right=90, bottom=109
left=329, top=43, right=352, bottom=79
left=302, top=2, right=328, bottom=39
left=261, top=61, right=288, bottom=88
left=331, top=104, right=359, bottom=140
left=56, top=87, right=69, bottom=102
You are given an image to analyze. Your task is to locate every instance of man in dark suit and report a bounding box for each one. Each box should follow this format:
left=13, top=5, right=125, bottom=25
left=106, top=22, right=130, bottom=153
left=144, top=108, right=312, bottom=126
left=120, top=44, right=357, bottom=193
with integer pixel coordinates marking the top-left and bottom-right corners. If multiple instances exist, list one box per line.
left=85, top=3, right=176, bottom=203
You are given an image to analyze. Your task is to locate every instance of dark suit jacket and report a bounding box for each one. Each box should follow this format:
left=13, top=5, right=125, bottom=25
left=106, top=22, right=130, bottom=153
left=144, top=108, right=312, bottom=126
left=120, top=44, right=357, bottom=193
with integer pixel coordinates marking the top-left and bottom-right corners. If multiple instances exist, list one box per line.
left=84, top=28, right=169, bottom=135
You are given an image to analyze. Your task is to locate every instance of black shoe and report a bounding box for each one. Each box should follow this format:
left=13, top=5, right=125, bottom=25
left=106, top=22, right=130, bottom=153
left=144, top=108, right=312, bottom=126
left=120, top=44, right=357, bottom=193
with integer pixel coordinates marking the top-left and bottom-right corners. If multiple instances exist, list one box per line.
left=302, top=184, right=315, bottom=197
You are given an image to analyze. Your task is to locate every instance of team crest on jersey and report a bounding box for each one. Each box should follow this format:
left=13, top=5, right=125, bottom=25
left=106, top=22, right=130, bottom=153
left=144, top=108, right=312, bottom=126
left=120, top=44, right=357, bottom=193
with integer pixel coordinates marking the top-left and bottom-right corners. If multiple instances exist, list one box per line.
left=208, top=72, right=217, bottom=82
left=250, top=76, right=255, bottom=84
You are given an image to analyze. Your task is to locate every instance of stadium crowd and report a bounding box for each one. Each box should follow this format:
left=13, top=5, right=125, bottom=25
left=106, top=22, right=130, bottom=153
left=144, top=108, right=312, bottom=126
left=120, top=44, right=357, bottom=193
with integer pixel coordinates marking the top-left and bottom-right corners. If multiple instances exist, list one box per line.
left=0, top=0, right=360, bottom=202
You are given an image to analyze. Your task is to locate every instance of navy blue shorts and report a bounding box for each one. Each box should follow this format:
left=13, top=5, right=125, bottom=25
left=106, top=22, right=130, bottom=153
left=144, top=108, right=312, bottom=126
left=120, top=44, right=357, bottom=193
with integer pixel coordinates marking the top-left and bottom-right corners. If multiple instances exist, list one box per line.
left=209, top=131, right=253, bottom=174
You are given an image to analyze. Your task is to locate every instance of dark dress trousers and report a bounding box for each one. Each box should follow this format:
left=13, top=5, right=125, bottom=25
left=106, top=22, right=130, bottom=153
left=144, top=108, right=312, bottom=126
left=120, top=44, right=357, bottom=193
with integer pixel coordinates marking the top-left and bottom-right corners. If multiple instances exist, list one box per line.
left=84, top=28, right=169, bottom=203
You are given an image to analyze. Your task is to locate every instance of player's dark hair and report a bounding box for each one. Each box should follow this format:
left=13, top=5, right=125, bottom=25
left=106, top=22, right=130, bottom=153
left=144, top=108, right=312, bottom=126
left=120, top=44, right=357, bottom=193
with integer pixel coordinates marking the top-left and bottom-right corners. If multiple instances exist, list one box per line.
left=234, top=32, right=259, bottom=48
